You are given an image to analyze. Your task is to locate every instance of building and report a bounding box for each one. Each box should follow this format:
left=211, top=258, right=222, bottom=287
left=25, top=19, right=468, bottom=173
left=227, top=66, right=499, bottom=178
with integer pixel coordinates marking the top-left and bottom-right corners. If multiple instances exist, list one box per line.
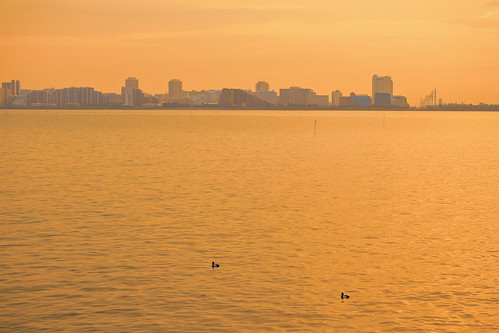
left=350, top=93, right=371, bottom=107
left=190, top=90, right=222, bottom=106
left=125, top=77, right=139, bottom=90
left=27, top=87, right=104, bottom=107
left=372, top=75, right=393, bottom=105
left=311, top=93, right=329, bottom=107
left=218, top=89, right=271, bottom=108
left=122, top=77, right=141, bottom=107
left=169, top=79, right=183, bottom=100
left=374, top=93, right=391, bottom=106
left=279, top=87, right=313, bottom=106
left=251, top=91, right=278, bottom=105
left=255, top=81, right=270, bottom=92
left=0, top=87, right=10, bottom=105
left=2, top=80, right=20, bottom=96
left=391, top=95, right=409, bottom=107
left=331, top=90, right=343, bottom=107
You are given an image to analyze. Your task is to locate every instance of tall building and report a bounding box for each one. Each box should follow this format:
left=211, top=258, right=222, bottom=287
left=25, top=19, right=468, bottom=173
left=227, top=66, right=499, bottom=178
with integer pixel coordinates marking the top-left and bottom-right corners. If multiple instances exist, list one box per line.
left=279, top=87, right=313, bottom=106
left=372, top=75, right=393, bottom=105
left=122, top=77, right=141, bottom=107
left=331, top=90, right=343, bottom=107
left=125, top=77, right=139, bottom=90
left=0, top=87, right=10, bottom=105
left=11, top=80, right=20, bottom=96
left=2, top=80, right=20, bottom=96
left=255, top=81, right=270, bottom=92
left=169, top=79, right=183, bottom=100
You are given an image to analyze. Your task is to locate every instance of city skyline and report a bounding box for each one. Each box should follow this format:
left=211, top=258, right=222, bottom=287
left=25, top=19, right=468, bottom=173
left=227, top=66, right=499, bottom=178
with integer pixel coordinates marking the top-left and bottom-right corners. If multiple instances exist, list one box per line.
left=1, top=1, right=499, bottom=105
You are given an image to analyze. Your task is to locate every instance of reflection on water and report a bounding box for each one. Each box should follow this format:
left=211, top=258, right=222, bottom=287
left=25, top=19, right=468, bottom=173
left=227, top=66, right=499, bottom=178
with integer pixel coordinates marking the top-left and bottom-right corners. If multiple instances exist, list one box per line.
left=0, top=110, right=498, bottom=331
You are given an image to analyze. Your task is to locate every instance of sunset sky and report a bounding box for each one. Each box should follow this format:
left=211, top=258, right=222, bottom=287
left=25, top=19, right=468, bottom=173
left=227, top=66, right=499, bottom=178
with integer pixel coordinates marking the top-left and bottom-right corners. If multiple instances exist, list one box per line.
left=1, top=0, right=498, bottom=105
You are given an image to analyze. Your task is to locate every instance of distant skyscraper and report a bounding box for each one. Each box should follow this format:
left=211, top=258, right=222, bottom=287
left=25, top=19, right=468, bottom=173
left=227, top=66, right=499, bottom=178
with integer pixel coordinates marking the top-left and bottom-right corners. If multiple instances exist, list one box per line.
left=372, top=75, right=393, bottom=105
left=2, top=80, right=20, bottom=96
left=122, top=77, right=141, bottom=107
left=169, top=79, right=183, bottom=100
left=125, top=77, right=139, bottom=90
left=255, top=81, right=270, bottom=92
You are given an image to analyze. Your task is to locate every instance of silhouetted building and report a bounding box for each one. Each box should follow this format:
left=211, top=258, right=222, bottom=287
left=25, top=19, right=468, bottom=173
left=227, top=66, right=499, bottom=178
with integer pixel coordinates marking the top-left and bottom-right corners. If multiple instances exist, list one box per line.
left=331, top=90, right=343, bottom=107
left=27, top=87, right=104, bottom=107
left=350, top=93, right=371, bottom=107
left=279, top=87, right=313, bottom=106
left=2, top=80, right=20, bottom=96
left=169, top=79, right=183, bottom=100
left=255, top=81, right=270, bottom=92
left=0, top=87, right=10, bottom=105
left=125, top=77, right=139, bottom=90
left=339, top=96, right=355, bottom=106
left=372, top=75, right=393, bottom=105
left=374, top=93, right=391, bottom=106
left=251, top=90, right=278, bottom=105
left=218, top=88, right=271, bottom=108
left=190, top=90, right=222, bottom=105
left=311, top=93, right=329, bottom=107
left=122, top=77, right=141, bottom=107
left=391, top=95, right=409, bottom=107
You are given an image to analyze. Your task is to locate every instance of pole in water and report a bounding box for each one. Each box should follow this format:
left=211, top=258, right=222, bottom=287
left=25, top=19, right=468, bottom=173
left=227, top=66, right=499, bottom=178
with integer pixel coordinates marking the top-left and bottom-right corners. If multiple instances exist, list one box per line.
left=314, top=118, right=317, bottom=135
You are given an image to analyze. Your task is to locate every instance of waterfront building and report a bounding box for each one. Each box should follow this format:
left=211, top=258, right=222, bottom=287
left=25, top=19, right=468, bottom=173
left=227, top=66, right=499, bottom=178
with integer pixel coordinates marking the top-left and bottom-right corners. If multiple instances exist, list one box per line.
left=350, top=93, right=371, bottom=107
left=311, top=93, right=329, bottom=107
left=0, top=87, right=10, bottom=105
left=122, top=77, right=141, bottom=107
left=372, top=75, right=393, bottom=105
left=169, top=79, right=183, bottom=100
left=190, top=90, right=222, bottom=106
left=251, top=90, right=278, bottom=105
left=331, top=90, right=343, bottom=107
left=279, top=87, right=313, bottom=106
left=125, top=77, right=139, bottom=90
left=374, top=93, right=392, bottom=106
left=2, top=80, right=20, bottom=96
left=219, top=89, right=271, bottom=108
left=391, top=95, right=409, bottom=107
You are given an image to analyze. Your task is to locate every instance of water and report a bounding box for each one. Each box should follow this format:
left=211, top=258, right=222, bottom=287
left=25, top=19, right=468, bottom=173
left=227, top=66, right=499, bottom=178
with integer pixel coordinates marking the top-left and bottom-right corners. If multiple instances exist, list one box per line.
left=0, top=110, right=498, bottom=331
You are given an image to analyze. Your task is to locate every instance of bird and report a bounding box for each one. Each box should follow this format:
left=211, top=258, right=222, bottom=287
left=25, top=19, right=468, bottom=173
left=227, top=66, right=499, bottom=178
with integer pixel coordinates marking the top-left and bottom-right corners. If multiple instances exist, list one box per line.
left=341, top=292, right=350, bottom=299
left=212, top=261, right=220, bottom=269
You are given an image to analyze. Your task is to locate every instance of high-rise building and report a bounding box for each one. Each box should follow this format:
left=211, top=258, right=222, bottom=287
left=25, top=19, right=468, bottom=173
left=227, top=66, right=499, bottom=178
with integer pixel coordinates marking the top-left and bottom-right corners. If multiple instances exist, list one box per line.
left=1, top=80, right=19, bottom=96
left=11, top=80, right=20, bottom=96
left=279, top=87, right=313, bottom=106
left=331, top=90, right=343, bottom=107
left=122, top=77, right=141, bottom=107
left=372, top=75, right=393, bottom=105
left=0, top=87, right=10, bottom=105
left=125, top=77, right=139, bottom=90
left=169, top=79, right=183, bottom=100
left=255, top=81, right=270, bottom=92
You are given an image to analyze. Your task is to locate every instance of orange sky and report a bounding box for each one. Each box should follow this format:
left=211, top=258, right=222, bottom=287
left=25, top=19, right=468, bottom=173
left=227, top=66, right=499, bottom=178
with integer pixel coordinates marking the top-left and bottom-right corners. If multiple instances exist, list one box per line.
left=1, top=0, right=498, bottom=105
